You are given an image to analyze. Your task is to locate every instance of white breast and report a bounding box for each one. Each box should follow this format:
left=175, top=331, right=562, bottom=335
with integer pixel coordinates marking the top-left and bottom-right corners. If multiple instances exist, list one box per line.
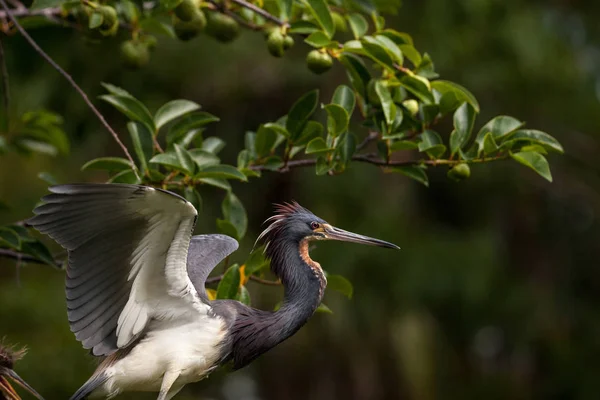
left=92, top=315, right=227, bottom=398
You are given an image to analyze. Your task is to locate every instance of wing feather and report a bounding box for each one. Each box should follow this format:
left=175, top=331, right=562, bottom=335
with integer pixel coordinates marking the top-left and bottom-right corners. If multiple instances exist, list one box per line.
left=28, top=183, right=207, bottom=356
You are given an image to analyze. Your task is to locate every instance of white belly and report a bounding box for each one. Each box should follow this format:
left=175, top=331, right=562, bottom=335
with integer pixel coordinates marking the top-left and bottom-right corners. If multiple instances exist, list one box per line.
left=92, top=315, right=227, bottom=398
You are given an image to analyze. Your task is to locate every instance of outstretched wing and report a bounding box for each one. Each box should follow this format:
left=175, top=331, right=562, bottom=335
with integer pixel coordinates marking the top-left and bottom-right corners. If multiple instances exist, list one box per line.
left=187, top=234, right=239, bottom=302
left=28, top=184, right=213, bottom=356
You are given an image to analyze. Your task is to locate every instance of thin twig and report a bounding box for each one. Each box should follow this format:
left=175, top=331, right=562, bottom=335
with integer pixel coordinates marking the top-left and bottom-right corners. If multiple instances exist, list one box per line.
left=205, top=273, right=281, bottom=286
left=0, top=249, right=52, bottom=265
left=0, top=6, right=60, bottom=19
left=230, top=0, right=288, bottom=27
left=0, top=0, right=140, bottom=180
left=0, top=36, right=9, bottom=131
left=356, top=131, right=378, bottom=151
left=251, top=154, right=510, bottom=172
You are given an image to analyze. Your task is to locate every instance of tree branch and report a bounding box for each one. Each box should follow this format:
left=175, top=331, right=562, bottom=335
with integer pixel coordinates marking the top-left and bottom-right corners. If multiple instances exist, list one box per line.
left=0, top=248, right=58, bottom=265
left=230, top=0, right=288, bottom=27
left=0, top=5, right=60, bottom=19
left=0, top=0, right=140, bottom=179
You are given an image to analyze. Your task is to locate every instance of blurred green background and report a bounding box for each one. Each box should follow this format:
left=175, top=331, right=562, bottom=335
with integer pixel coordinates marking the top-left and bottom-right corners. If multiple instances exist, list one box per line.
left=2, top=0, right=600, bottom=399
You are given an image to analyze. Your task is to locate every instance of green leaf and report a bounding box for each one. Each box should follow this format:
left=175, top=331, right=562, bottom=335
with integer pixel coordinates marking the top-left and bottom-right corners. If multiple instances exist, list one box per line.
left=255, top=125, right=279, bottom=157
left=30, top=0, right=67, bottom=9
left=315, top=156, right=331, bottom=175
left=196, top=165, right=247, bottom=181
left=21, top=240, right=57, bottom=267
left=379, top=29, right=413, bottom=45
left=332, top=85, right=356, bottom=116
left=511, top=151, right=553, bottom=182
left=150, top=151, right=185, bottom=171
left=304, top=0, right=335, bottom=38
left=108, top=169, right=140, bottom=184
left=199, top=178, right=231, bottom=191
left=418, top=130, right=446, bottom=159
left=501, top=129, right=564, bottom=154
left=339, top=53, right=371, bottom=98
left=390, top=140, right=418, bottom=151
left=188, top=149, right=220, bottom=168
left=222, top=192, right=247, bottom=239
left=101, top=82, right=133, bottom=97
left=128, top=122, right=153, bottom=174
left=482, top=132, right=498, bottom=155
left=245, top=249, right=270, bottom=275
left=237, top=285, right=251, bottom=306
left=450, top=102, right=476, bottom=155
left=139, top=18, right=176, bottom=38
left=474, top=116, right=524, bottom=154
left=316, top=303, right=333, bottom=314
left=81, top=157, right=133, bottom=172
left=217, top=264, right=241, bottom=299
left=390, top=166, right=429, bottom=187
left=289, top=20, right=320, bottom=34
left=7, top=225, right=35, bottom=243
left=0, top=227, right=21, bottom=250
left=338, top=132, right=357, bottom=163
left=324, top=104, right=349, bottom=137
left=361, top=36, right=395, bottom=70
left=431, top=80, right=480, bottom=113
left=184, top=186, right=202, bottom=212
left=167, top=111, right=219, bottom=147
left=89, top=12, right=103, bottom=29
left=375, top=81, right=396, bottom=126
left=327, top=274, right=353, bottom=298
left=346, top=13, right=368, bottom=39
left=202, top=137, right=226, bottom=154
left=277, top=0, right=293, bottom=20
left=399, top=44, right=422, bottom=66
left=174, top=144, right=195, bottom=174
left=154, top=100, right=201, bottom=130
left=375, top=35, right=403, bottom=65
left=304, top=31, right=332, bottom=48
left=217, top=219, right=239, bottom=238
left=286, top=90, right=319, bottom=140
left=306, top=137, right=332, bottom=154
left=295, top=121, right=324, bottom=146
left=100, top=94, right=155, bottom=132
left=398, top=75, right=434, bottom=104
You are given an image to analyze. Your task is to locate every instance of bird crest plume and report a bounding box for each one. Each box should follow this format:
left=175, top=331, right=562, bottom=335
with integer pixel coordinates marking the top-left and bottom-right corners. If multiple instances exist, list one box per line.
left=254, top=201, right=308, bottom=252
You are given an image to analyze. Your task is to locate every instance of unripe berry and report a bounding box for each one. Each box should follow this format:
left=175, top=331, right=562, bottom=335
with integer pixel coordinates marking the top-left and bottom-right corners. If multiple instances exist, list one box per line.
left=447, top=163, right=471, bottom=181
left=267, top=30, right=285, bottom=58
left=306, top=50, right=333, bottom=74
left=205, top=11, right=240, bottom=43
left=120, top=40, right=150, bottom=69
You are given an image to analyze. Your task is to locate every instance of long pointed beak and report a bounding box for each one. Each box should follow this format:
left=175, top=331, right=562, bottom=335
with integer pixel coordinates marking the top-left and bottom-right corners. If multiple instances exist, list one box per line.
left=0, top=368, right=45, bottom=400
left=323, top=225, right=400, bottom=249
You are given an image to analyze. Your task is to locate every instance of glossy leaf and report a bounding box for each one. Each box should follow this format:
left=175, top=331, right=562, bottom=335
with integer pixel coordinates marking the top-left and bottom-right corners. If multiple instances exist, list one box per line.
left=217, top=264, right=241, bottom=299
left=339, top=53, right=371, bottom=98
left=375, top=35, right=403, bottom=65
left=347, top=13, right=368, bottom=39
left=316, top=303, right=333, bottom=314
left=167, top=112, right=219, bottom=147
left=37, top=172, right=58, bottom=185
left=127, top=122, right=153, bottom=174
left=450, top=102, right=477, bottom=155
left=361, top=36, right=395, bottom=70
left=431, top=80, right=480, bottom=113
left=287, top=90, right=319, bottom=140
left=184, top=186, right=202, bottom=212
left=324, top=104, right=349, bottom=137
left=501, top=129, right=564, bottom=154
left=199, top=178, right=231, bottom=191
left=304, top=0, right=335, bottom=38
left=418, top=130, right=446, bottom=159
left=100, top=94, right=155, bottom=132
left=202, top=137, right=226, bottom=154
left=295, top=121, right=324, bottom=146
left=21, top=241, right=57, bottom=267
left=390, top=166, right=429, bottom=187
left=154, top=99, right=201, bottom=130
left=174, top=144, right=195, bottom=174
left=398, top=75, right=434, bottom=104
left=81, top=157, right=132, bottom=172
left=0, top=227, right=21, bottom=250
left=196, top=165, right=247, bottom=181
left=332, top=85, right=356, bottom=116
left=108, top=169, right=140, bottom=184
left=390, top=140, right=419, bottom=151
left=339, top=132, right=357, bottom=163
left=245, top=250, right=270, bottom=275
left=327, top=274, right=354, bottom=299
left=89, top=12, right=103, bottom=29
left=482, top=133, right=498, bottom=155
left=475, top=116, right=524, bottom=154
left=255, top=125, right=279, bottom=157
left=511, top=151, right=553, bottom=182
left=222, top=192, right=247, bottom=239
left=306, top=137, right=332, bottom=154
left=188, top=149, right=220, bottom=168
left=375, top=81, right=396, bottom=126
left=237, top=285, right=251, bottom=306
left=304, top=31, right=332, bottom=48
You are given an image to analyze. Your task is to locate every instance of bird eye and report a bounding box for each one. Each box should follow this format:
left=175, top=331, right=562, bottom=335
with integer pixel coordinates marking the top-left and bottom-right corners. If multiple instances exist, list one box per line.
left=310, top=222, right=320, bottom=229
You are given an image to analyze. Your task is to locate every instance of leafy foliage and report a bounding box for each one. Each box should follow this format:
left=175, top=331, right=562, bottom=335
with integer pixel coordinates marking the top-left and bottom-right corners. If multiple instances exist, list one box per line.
left=0, top=0, right=564, bottom=310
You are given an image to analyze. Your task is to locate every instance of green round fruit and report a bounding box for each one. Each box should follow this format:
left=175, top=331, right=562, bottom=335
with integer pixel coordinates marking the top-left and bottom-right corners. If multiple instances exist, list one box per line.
left=267, top=30, right=285, bottom=58
left=120, top=40, right=150, bottom=69
left=283, top=35, right=294, bottom=50
left=174, top=0, right=199, bottom=22
left=205, top=11, right=240, bottom=43
left=306, top=49, right=333, bottom=74
left=332, top=12, right=347, bottom=32
left=173, top=11, right=206, bottom=41
left=402, top=99, right=419, bottom=117
left=447, top=163, right=471, bottom=181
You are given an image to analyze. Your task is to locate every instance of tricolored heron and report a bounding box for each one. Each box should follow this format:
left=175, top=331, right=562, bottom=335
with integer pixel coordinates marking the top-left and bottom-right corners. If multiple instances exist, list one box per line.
left=28, top=184, right=399, bottom=400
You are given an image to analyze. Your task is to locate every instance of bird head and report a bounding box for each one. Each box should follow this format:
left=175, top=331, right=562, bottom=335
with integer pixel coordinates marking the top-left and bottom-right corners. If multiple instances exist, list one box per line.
left=256, top=202, right=400, bottom=251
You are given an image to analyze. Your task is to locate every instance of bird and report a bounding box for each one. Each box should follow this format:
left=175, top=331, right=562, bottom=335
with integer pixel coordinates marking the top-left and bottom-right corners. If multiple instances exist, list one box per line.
left=27, top=183, right=399, bottom=400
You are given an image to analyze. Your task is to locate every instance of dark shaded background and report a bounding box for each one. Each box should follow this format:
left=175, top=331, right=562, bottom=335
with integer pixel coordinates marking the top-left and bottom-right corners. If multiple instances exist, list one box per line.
left=1, top=0, right=600, bottom=399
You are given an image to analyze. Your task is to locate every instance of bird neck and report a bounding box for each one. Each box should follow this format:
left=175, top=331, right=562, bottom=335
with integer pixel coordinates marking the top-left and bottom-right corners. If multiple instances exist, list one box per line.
left=229, top=238, right=326, bottom=369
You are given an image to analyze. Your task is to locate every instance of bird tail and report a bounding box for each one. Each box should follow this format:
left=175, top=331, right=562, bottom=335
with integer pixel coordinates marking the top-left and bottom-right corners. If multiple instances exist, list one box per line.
left=69, top=372, right=108, bottom=400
